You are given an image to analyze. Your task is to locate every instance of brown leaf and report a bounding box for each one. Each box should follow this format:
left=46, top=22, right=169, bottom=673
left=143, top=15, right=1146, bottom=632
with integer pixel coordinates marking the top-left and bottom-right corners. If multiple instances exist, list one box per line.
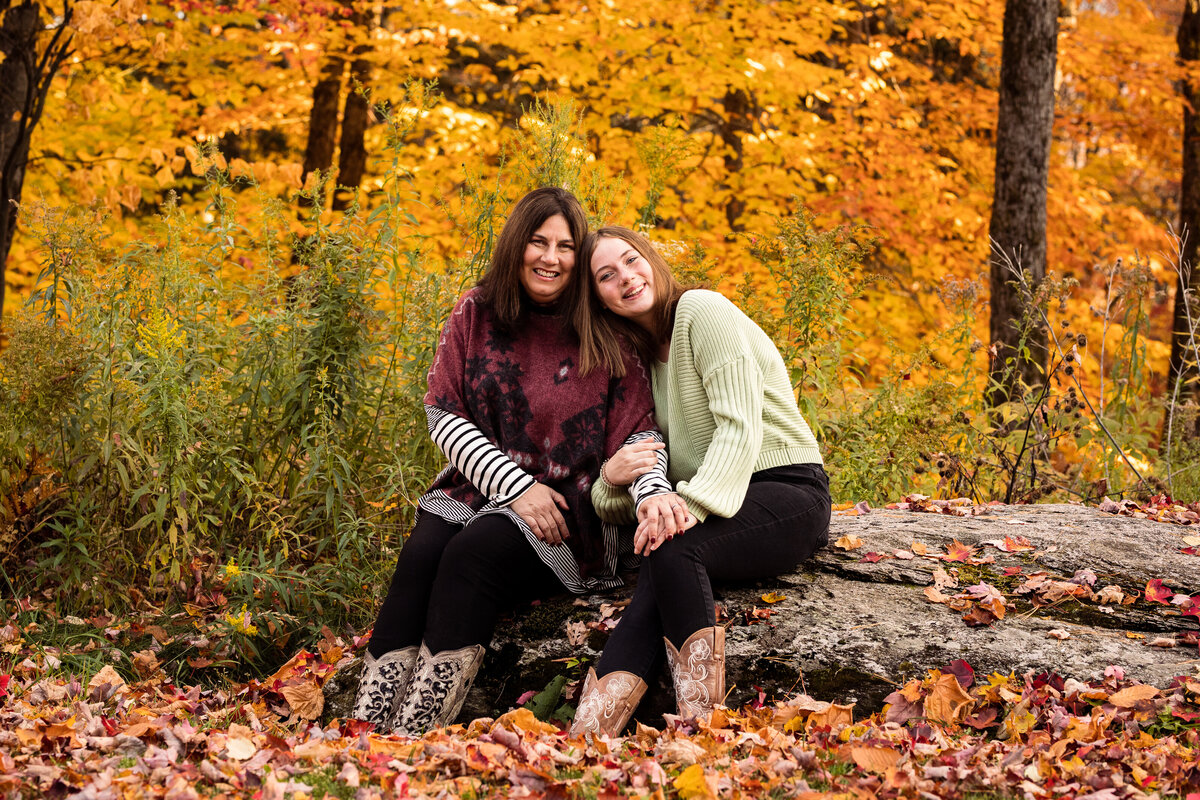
left=132, top=649, right=160, bottom=678
left=565, top=620, right=589, bottom=646
left=280, top=681, right=324, bottom=721
left=932, top=567, right=958, bottom=590
left=924, top=673, right=973, bottom=727
left=961, top=606, right=997, bottom=627
left=87, top=664, right=127, bottom=694
left=808, top=701, right=854, bottom=730
left=834, top=534, right=863, bottom=550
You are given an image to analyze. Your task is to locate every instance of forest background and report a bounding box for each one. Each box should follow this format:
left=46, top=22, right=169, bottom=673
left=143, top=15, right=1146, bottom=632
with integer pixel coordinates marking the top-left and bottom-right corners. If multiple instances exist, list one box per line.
left=0, top=0, right=1198, bottom=668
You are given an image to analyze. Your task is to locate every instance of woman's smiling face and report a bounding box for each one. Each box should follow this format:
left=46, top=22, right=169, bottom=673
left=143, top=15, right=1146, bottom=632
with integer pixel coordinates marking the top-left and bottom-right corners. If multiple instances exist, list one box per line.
left=519, top=214, right=575, bottom=305
left=589, top=235, right=656, bottom=330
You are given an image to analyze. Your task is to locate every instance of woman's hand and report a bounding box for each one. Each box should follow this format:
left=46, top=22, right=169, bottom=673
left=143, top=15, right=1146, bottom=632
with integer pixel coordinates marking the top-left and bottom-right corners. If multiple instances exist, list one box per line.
left=633, top=493, right=696, bottom=555
left=510, top=483, right=571, bottom=545
left=602, top=440, right=666, bottom=486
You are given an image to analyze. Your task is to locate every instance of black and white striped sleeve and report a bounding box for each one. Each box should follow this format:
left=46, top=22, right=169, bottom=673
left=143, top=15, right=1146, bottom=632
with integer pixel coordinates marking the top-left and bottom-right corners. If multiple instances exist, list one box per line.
left=425, top=405, right=536, bottom=505
left=623, top=430, right=673, bottom=508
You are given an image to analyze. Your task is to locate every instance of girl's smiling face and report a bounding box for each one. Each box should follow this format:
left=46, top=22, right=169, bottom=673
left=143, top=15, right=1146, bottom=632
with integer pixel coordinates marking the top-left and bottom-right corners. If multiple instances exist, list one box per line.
left=589, top=235, right=656, bottom=330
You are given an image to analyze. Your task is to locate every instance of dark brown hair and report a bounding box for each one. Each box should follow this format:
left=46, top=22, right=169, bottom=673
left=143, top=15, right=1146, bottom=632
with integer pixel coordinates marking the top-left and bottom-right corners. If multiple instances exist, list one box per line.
left=477, top=187, right=588, bottom=329
left=572, top=226, right=689, bottom=377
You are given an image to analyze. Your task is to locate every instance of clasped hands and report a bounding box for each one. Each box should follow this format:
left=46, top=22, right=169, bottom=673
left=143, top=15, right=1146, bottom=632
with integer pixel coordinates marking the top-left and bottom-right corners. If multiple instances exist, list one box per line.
left=633, top=491, right=696, bottom=555
left=511, top=439, right=697, bottom=551
left=605, top=439, right=695, bottom=555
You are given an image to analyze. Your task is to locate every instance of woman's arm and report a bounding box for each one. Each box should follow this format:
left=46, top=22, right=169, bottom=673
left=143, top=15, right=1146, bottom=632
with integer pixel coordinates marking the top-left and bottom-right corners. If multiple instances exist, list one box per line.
left=425, top=405, right=536, bottom=504
left=591, top=430, right=672, bottom=523
left=670, top=294, right=767, bottom=521
left=426, top=405, right=570, bottom=544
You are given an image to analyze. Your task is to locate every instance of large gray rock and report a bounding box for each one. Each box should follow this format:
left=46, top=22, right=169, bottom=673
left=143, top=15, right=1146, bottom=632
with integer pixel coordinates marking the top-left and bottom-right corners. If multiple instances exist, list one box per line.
left=324, top=503, right=1199, bottom=725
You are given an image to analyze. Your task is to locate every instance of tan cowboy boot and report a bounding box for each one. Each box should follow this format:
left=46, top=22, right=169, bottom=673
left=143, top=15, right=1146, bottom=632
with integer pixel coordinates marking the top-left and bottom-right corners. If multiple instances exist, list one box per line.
left=570, top=667, right=648, bottom=738
left=351, top=646, right=419, bottom=728
left=664, top=626, right=725, bottom=720
left=390, top=642, right=486, bottom=736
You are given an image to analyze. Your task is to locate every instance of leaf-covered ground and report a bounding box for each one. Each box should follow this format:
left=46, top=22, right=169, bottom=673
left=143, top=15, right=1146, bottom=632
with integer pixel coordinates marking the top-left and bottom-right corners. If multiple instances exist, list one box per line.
left=3, top=603, right=1200, bottom=800
left=3, top=495, right=1199, bottom=799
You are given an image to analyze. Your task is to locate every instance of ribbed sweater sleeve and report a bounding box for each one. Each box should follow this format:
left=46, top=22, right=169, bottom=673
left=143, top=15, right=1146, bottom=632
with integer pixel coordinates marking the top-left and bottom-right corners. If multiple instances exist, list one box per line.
left=676, top=356, right=764, bottom=520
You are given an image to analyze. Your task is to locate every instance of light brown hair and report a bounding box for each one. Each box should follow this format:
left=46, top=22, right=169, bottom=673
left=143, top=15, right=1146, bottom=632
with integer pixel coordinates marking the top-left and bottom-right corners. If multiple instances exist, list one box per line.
left=477, top=187, right=588, bottom=330
left=572, top=226, right=689, bottom=377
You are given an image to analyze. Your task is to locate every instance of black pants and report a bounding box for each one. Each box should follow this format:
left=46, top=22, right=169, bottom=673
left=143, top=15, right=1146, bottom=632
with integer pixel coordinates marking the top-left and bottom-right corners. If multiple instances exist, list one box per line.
left=367, top=511, right=564, bottom=657
left=595, top=463, right=831, bottom=679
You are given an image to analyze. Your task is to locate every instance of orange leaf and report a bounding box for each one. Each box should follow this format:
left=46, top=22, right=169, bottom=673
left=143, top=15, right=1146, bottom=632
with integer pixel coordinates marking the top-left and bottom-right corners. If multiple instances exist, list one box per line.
left=834, top=534, right=863, bottom=551
left=924, top=586, right=951, bottom=604
left=942, top=540, right=977, bottom=562
left=1108, top=684, right=1159, bottom=707
left=495, top=707, right=558, bottom=735
left=808, top=701, right=854, bottom=730
left=924, top=673, right=973, bottom=727
left=851, top=745, right=902, bottom=773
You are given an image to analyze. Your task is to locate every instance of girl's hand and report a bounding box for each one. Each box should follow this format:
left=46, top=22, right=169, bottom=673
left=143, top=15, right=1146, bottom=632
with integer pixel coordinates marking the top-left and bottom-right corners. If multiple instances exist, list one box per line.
left=602, top=440, right=666, bottom=486
left=633, top=493, right=696, bottom=555
left=511, top=483, right=571, bottom=545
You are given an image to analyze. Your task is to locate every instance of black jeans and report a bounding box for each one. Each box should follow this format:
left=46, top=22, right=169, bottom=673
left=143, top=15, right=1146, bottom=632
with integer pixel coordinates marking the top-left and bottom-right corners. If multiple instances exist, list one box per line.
left=367, top=511, right=564, bottom=657
left=595, top=463, right=831, bottom=679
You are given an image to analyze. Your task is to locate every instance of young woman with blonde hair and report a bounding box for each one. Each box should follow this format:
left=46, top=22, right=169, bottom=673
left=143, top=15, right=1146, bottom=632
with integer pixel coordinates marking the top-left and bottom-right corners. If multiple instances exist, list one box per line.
left=569, top=226, right=831, bottom=737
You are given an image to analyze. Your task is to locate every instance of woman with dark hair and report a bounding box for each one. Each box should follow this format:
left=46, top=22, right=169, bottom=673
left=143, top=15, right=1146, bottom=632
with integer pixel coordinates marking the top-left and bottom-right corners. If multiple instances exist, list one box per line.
left=353, top=192, right=665, bottom=736
left=568, top=226, right=831, bottom=737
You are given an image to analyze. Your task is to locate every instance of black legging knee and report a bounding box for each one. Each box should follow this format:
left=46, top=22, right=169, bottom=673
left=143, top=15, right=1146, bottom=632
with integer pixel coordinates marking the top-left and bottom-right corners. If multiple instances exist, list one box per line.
left=368, top=512, right=564, bottom=658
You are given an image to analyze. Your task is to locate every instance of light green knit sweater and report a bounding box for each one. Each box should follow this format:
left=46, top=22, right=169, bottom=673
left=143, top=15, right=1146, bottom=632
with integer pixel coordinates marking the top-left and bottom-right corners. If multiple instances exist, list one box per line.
left=593, top=289, right=822, bottom=523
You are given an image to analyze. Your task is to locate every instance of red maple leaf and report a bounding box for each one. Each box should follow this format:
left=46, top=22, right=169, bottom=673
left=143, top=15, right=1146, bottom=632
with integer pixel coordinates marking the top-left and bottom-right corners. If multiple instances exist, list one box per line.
left=0, top=674, right=8, bottom=699
left=1181, top=596, right=1200, bottom=620
left=1145, top=579, right=1173, bottom=605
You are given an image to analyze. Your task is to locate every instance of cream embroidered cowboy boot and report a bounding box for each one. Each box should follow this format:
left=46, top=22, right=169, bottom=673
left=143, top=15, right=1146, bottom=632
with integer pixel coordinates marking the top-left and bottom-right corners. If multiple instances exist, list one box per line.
left=390, top=642, right=486, bottom=736
left=351, top=646, right=419, bottom=728
left=664, top=626, right=725, bottom=721
left=570, top=667, right=648, bottom=738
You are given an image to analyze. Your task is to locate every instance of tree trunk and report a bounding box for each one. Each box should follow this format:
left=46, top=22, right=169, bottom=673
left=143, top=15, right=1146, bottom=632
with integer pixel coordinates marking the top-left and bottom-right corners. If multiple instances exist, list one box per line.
left=300, top=55, right=345, bottom=208
left=0, top=2, right=73, bottom=327
left=720, top=87, right=752, bottom=234
left=986, top=0, right=1058, bottom=406
left=331, top=10, right=372, bottom=213
left=1170, top=0, right=1200, bottom=429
